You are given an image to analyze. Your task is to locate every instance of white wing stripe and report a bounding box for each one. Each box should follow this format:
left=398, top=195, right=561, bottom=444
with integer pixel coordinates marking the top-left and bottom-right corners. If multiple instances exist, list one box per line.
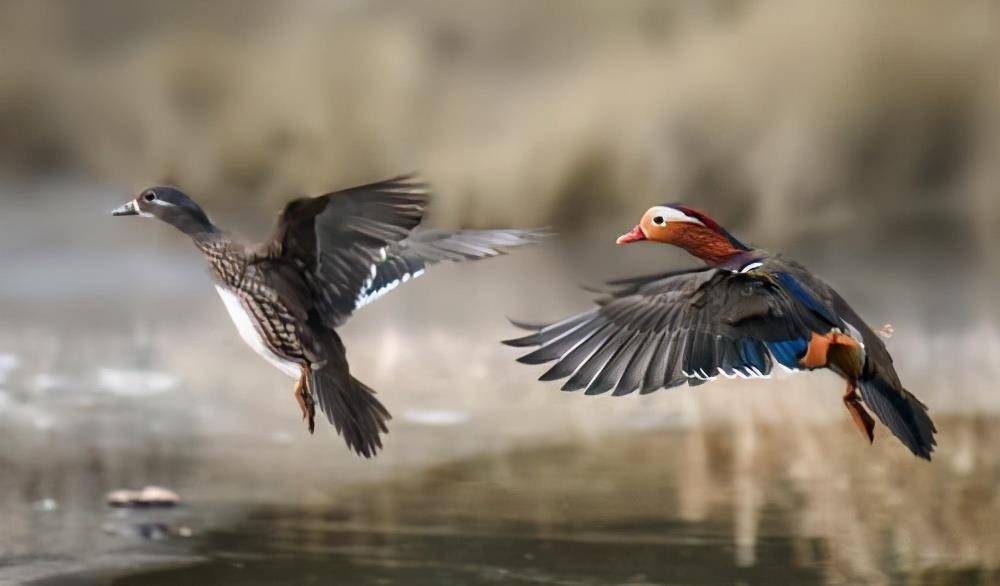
left=355, top=268, right=425, bottom=310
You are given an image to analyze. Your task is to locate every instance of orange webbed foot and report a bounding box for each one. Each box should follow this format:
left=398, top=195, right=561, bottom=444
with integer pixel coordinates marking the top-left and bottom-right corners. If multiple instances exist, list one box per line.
left=843, top=384, right=875, bottom=443
left=294, top=372, right=316, bottom=434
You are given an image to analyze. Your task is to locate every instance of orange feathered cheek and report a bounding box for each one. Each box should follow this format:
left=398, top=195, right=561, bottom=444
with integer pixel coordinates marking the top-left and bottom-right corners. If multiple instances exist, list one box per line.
left=639, top=219, right=682, bottom=243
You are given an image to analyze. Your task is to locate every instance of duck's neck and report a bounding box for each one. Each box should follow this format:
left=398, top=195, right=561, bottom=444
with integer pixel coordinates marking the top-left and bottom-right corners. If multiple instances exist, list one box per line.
left=670, top=225, right=751, bottom=267
left=189, top=226, right=228, bottom=253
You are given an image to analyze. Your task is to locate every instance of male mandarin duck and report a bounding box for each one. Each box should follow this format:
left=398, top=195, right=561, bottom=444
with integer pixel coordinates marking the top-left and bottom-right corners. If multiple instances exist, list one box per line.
left=506, top=204, right=937, bottom=459
left=113, top=175, right=543, bottom=457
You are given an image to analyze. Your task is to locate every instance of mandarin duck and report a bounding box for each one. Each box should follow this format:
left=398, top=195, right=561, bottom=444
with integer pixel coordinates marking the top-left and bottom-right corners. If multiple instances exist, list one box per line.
left=113, top=175, right=544, bottom=457
left=505, top=204, right=936, bottom=459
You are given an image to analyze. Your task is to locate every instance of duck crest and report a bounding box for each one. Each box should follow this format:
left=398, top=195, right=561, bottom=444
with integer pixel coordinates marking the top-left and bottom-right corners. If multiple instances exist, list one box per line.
left=667, top=204, right=752, bottom=252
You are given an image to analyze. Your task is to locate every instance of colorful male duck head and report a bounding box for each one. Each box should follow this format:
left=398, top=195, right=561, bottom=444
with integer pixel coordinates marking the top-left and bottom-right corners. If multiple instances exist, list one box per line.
left=616, top=204, right=752, bottom=267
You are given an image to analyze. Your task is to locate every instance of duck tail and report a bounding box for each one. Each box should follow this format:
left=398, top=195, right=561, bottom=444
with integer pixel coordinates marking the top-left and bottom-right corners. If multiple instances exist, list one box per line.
left=858, top=376, right=937, bottom=460
left=308, top=367, right=391, bottom=458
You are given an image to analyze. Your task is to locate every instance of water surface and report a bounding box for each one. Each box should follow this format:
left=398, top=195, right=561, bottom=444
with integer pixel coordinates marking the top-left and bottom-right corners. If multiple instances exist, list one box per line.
left=14, top=418, right=991, bottom=586
left=1, top=185, right=998, bottom=585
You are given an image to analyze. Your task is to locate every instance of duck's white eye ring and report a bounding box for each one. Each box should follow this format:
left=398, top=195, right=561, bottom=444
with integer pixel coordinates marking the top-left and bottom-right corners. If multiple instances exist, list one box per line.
left=653, top=216, right=665, bottom=225
left=144, top=191, right=156, bottom=202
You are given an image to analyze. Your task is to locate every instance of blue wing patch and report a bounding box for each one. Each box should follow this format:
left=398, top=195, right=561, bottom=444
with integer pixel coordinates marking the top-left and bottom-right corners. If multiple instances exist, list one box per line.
left=739, top=338, right=770, bottom=373
left=762, top=272, right=844, bottom=369
left=774, top=272, right=840, bottom=325
left=766, top=339, right=809, bottom=369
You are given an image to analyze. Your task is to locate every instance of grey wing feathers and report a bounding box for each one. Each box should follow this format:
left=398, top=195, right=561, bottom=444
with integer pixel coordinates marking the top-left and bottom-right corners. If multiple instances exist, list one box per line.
left=504, top=268, right=792, bottom=396
left=316, top=174, right=429, bottom=240
left=272, top=174, right=431, bottom=327
left=355, top=228, right=548, bottom=309
left=273, top=174, right=545, bottom=323
left=311, top=176, right=430, bottom=322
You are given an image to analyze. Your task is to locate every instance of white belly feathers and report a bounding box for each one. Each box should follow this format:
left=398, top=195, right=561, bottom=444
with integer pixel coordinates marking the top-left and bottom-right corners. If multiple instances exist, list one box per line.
left=214, top=286, right=301, bottom=379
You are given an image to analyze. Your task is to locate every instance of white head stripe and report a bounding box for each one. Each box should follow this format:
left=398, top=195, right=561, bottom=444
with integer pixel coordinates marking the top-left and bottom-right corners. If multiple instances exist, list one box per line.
left=649, top=206, right=704, bottom=226
left=132, top=199, right=155, bottom=218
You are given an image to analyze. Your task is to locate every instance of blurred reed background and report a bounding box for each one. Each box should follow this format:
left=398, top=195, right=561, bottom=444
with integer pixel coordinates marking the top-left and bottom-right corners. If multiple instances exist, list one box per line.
left=1, top=1, right=1000, bottom=584
left=3, top=0, right=1000, bottom=238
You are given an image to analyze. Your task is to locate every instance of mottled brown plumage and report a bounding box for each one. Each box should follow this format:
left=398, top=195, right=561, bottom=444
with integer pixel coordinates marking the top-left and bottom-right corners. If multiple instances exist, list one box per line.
left=113, top=176, right=545, bottom=457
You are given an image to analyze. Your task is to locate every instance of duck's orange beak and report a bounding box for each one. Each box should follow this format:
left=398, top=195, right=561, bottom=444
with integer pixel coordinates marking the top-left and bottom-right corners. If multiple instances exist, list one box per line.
left=616, top=225, right=646, bottom=245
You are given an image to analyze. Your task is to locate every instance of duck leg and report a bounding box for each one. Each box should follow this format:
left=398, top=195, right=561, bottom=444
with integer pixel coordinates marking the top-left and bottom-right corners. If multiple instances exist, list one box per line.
left=294, top=370, right=316, bottom=434
left=843, top=382, right=875, bottom=443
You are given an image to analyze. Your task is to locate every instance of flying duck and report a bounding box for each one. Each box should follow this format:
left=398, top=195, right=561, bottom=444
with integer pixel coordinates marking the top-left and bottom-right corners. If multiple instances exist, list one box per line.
left=113, top=175, right=543, bottom=457
left=505, top=204, right=937, bottom=459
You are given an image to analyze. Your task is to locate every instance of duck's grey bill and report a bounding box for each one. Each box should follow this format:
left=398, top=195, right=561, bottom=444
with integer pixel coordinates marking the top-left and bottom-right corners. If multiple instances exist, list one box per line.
left=111, top=200, right=139, bottom=216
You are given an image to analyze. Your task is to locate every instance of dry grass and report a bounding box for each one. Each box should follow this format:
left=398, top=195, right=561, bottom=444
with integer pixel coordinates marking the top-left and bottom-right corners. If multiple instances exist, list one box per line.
left=1, top=0, right=999, bottom=246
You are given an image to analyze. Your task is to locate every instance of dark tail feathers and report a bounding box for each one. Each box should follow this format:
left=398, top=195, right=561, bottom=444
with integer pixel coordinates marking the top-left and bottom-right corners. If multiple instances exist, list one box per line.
left=309, top=368, right=391, bottom=458
left=858, top=377, right=937, bottom=460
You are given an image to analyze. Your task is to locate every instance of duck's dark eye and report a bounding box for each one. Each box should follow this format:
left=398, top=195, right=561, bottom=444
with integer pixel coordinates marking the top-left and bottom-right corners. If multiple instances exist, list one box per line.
left=144, top=192, right=156, bottom=202
left=653, top=216, right=664, bottom=225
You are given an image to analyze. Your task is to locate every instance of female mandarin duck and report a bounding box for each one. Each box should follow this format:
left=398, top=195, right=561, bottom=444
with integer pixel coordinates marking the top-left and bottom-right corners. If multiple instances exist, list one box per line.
left=506, top=204, right=936, bottom=459
left=113, top=175, right=543, bottom=457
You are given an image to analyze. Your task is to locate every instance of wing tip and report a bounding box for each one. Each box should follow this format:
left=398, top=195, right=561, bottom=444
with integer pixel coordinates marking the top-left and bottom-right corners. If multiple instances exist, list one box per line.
left=506, top=316, right=548, bottom=331
left=341, top=172, right=431, bottom=203
left=523, top=227, right=557, bottom=241
left=516, top=353, right=551, bottom=365
left=387, top=172, right=431, bottom=194
left=560, top=379, right=585, bottom=392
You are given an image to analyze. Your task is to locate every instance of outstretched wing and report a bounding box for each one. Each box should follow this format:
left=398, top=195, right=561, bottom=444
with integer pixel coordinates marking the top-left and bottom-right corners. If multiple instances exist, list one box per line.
left=504, top=266, right=828, bottom=396
left=268, top=175, right=430, bottom=327
left=355, top=228, right=548, bottom=309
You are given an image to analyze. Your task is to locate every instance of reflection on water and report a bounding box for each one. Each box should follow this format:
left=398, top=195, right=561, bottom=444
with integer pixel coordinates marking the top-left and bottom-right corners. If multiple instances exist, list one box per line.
left=45, top=418, right=989, bottom=586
